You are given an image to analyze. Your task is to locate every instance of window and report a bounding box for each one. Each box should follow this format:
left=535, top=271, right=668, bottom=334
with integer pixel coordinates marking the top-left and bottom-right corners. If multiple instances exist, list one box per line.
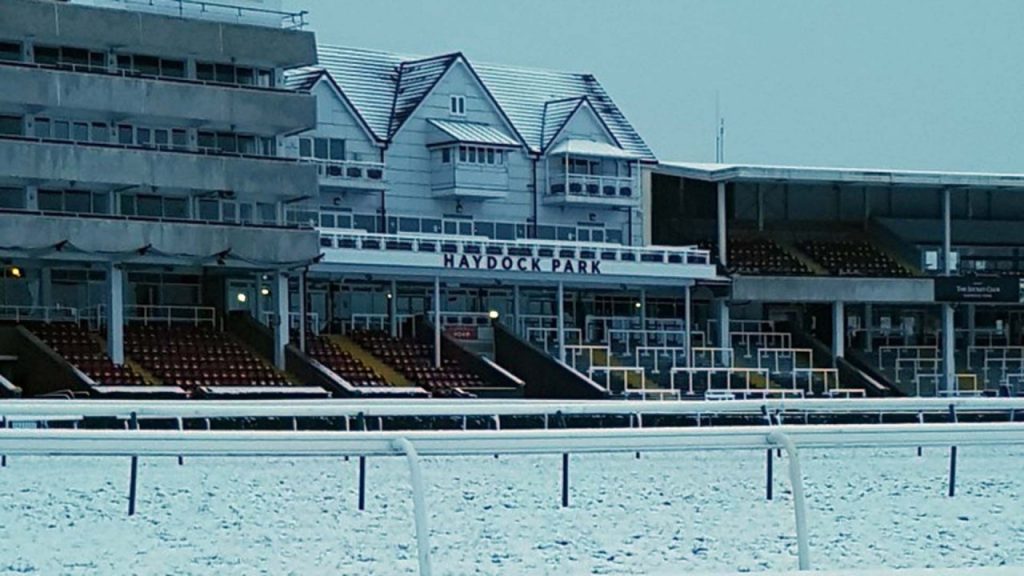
left=171, top=129, right=187, bottom=149
left=299, top=138, right=312, bottom=158
left=353, top=214, right=377, bottom=233
left=313, top=138, right=328, bottom=160
left=456, top=145, right=505, bottom=165
left=399, top=217, right=419, bottom=233
left=37, top=189, right=107, bottom=215
left=0, top=116, right=22, bottom=136
left=0, top=42, right=21, bottom=62
left=34, top=46, right=59, bottom=66
left=0, top=188, right=24, bottom=210
left=196, top=63, right=215, bottom=81
left=495, top=222, right=515, bottom=240
left=329, top=139, right=345, bottom=161
left=257, top=202, right=277, bottom=224
left=34, top=45, right=105, bottom=71
left=450, top=95, right=465, bottom=115
left=197, top=199, right=219, bottom=221
left=73, top=122, right=89, bottom=142
left=38, top=190, right=62, bottom=212
left=164, top=197, right=187, bottom=219
left=118, top=125, right=133, bottom=145
left=53, top=121, right=69, bottom=140
left=91, top=123, right=109, bottom=143
left=34, top=118, right=50, bottom=139
left=441, top=148, right=451, bottom=163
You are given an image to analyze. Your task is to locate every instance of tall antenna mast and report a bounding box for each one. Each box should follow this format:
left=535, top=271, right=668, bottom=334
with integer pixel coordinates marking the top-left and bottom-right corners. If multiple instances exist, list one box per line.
left=714, top=90, right=725, bottom=163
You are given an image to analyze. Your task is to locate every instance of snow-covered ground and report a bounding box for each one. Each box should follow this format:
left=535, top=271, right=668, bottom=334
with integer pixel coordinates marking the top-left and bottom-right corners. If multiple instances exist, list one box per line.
left=1, top=445, right=1023, bottom=575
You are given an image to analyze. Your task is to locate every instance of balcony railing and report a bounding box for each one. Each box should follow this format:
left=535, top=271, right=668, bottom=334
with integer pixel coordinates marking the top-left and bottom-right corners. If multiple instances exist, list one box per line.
left=0, top=133, right=294, bottom=163
left=305, top=159, right=386, bottom=189
left=318, top=230, right=712, bottom=266
left=79, top=0, right=309, bottom=29
left=547, top=174, right=637, bottom=201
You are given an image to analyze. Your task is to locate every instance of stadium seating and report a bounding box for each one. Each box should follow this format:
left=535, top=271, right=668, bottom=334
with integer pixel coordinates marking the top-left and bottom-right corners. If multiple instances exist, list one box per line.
left=798, top=239, right=912, bottom=277
left=350, top=329, right=484, bottom=396
left=125, top=324, right=289, bottom=389
left=30, top=322, right=146, bottom=386
left=304, top=334, right=387, bottom=387
left=700, top=237, right=810, bottom=276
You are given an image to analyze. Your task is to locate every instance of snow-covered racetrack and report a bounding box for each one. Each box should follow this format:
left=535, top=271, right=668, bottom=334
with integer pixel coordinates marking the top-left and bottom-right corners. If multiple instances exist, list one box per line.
left=1, top=446, right=1022, bottom=575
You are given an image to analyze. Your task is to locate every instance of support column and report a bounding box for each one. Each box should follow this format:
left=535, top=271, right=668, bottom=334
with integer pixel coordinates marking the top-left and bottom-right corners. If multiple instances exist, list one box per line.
left=716, top=298, right=730, bottom=352
left=557, top=282, right=566, bottom=363
left=684, top=285, right=692, bottom=367
left=716, top=182, right=728, bottom=267
left=638, top=288, right=647, bottom=328
left=512, top=285, right=520, bottom=334
left=389, top=279, right=398, bottom=337
left=756, top=184, right=764, bottom=232
left=106, top=264, right=124, bottom=365
left=273, top=272, right=288, bottom=370
left=297, top=272, right=307, bottom=353
left=942, top=186, right=955, bottom=396
left=433, top=276, right=441, bottom=368
left=832, top=301, right=845, bottom=359
left=942, top=304, right=956, bottom=396
left=864, top=303, right=874, bottom=353
left=967, top=304, right=976, bottom=348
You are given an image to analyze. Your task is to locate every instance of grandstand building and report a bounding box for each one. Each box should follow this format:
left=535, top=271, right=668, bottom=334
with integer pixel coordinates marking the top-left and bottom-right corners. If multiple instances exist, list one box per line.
left=1, top=0, right=1022, bottom=402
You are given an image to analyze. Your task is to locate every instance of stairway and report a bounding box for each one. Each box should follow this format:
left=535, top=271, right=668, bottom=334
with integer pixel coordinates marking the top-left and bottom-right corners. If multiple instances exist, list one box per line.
left=89, top=332, right=162, bottom=386
left=327, top=334, right=411, bottom=386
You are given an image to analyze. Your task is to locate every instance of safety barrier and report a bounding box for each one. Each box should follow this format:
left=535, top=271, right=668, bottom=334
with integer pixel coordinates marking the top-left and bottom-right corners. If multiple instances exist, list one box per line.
left=2, top=421, right=1023, bottom=575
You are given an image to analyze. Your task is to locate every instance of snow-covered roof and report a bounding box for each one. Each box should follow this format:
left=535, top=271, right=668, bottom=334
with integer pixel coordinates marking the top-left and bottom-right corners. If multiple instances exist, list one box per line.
left=286, top=45, right=655, bottom=160
left=427, top=119, right=521, bottom=148
left=548, top=139, right=640, bottom=159
left=658, top=161, right=1024, bottom=189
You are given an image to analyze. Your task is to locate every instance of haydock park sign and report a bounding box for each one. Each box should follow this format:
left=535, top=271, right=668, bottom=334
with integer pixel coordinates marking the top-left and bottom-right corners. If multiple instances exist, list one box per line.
left=444, top=253, right=602, bottom=274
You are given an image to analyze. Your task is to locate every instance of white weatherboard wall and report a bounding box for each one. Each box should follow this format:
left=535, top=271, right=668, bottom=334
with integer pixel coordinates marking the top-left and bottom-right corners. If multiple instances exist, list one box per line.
left=386, top=61, right=531, bottom=222
left=540, top=104, right=637, bottom=243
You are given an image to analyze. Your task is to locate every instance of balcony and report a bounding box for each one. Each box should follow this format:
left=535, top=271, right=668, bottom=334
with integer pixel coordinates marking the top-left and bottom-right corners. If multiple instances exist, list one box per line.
left=544, top=174, right=638, bottom=207
left=317, top=230, right=717, bottom=284
left=0, top=63, right=316, bottom=134
left=0, top=136, right=316, bottom=199
left=431, top=163, right=510, bottom=200
left=307, top=159, right=387, bottom=192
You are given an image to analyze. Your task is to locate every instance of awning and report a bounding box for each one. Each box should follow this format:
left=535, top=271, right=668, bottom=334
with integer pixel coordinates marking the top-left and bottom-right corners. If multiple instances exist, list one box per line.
left=426, top=119, right=521, bottom=148
left=547, top=139, right=639, bottom=160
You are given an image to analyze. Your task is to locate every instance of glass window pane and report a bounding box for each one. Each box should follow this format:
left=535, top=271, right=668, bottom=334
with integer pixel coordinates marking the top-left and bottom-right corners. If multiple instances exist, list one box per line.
left=218, top=133, right=237, bottom=154
left=0, top=42, right=21, bottom=62
left=0, top=116, right=22, bottom=136
left=118, top=125, right=133, bottom=145
left=495, top=223, right=515, bottom=240
left=258, top=202, right=277, bottom=224
left=459, top=147, right=466, bottom=162
left=172, top=129, right=187, bottom=149
left=329, top=139, right=345, bottom=161
left=557, top=226, right=574, bottom=241
left=38, top=190, right=62, bottom=211
left=135, top=55, right=160, bottom=76
left=313, top=138, right=328, bottom=159
left=137, top=195, right=162, bottom=217
left=421, top=218, right=441, bottom=234
left=0, top=187, right=24, bottom=210
left=536, top=226, right=556, bottom=240
left=196, top=63, right=215, bottom=81
left=443, top=221, right=457, bottom=235
left=236, top=67, right=254, bottom=85
left=606, top=230, right=623, bottom=244
left=468, top=148, right=476, bottom=163
left=165, top=197, right=187, bottom=219
left=198, top=199, right=219, bottom=221
left=162, top=59, right=185, bottom=78
left=35, top=46, right=59, bottom=66
left=239, top=203, right=253, bottom=223
left=215, top=64, right=235, bottom=84
left=91, top=123, right=109, bottom=143
left=592, top=229, right=604, bottom=243
left=154, top=130, right=169, bottom=147
left=92, top=193, right=109, bottom=215
left=65, top=191, right=90, bottom=213
left=237, top=135, right=256, bottom=155
left=54, top=121, right=69, bottom=140
left=399, top=217, right=419, bottom=233
left=487, top=149, right=495, bottom=164
left=197, top=132, right=215, bottom=149
left=441, top=148, right=450, bottom=163
left=459, top=222, right=473, bottom=236
left=73, top=123, right=89, bottom=141
left=34, top=118, right=50, bottom=139
left=137, top=128, right=151, bottom=146
left=120, top=195, right=136, bottom=215
left=474, top=222, right=494, bottom=238
left=299, top=138, right=312, bottom=158
left=354, top=214, right=376, bottom=233
left=319, top=213, right=335, bottom=228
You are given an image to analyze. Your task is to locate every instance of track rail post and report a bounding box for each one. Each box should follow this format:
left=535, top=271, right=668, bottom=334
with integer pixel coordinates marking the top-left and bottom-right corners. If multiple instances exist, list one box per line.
left=948, top=404, right=958, bottom=497
left=128, top=411, right=139, bottom=516
left=561, top=452, right=570, bottom=508
left=767, top=431, right=810, bottom=571
left=766, top=448, right=774, bottom=501
left=393, top=438, right=432, bottom=576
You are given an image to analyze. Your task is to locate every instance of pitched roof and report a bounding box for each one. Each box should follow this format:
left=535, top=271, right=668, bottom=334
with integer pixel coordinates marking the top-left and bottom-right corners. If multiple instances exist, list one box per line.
left=427, top=119, right=520, bottom=147
left=285, top=45, right=656, bottom=161
left=549, top=139, right=639, bottom=159
left=391, top=53, right=460, bottom=138
left=541, top=97, right=584, bottom=151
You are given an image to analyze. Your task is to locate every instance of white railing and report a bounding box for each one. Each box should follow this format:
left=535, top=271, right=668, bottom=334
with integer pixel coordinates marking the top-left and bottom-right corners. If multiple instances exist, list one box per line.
left=634, top=346, right=689, bottom=374
left=318, top=230, right=712, bottom=266
left=669, top=366, right=772, bottom=396
left=564, top=344, right=610, bottom=373
left=757, top=348, right=815, bottom=374
left=967, top=346, right=1024, bottom=369
left=690, top=346, right=735, bottom=368
left=878, top=346, right=939, bottom=369
left=547, top=174, right=637, bottom=201
left=303, top=158, right=386, bottom=186
left=732, top=331, right=793, bottom=355
left=0, top=305, right=79, bottom=323
left=259, top=311, right=321, bottom=334
left=525, top=327, right=582, bottom=354
left=126, top=305, right=216, bottom=327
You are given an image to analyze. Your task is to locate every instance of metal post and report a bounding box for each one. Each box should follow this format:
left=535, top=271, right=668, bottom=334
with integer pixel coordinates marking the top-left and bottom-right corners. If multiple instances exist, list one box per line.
left=967, top=304, right=976, bottom=348
left=177, top=417, right=184, bottom=466
left=298, top=271, right=307, bottom=353
left=358, top=456, right=366, bottom=511
left=389, top=279, right=398, bottom=338
left=107, top=264, right=125, bottom=365
left=638, top=288, right=647, bottom=329
left=943, top=187, right=953, bottom=276
left=128, top=411, right=138, bottom=516
left=273, top=272, right=289, bottom=370
left=512, top=285, right=520, bottom=334
left=561, top=452, right=569, bottom=508
left=684, top=284, right=692, bottom=368
left=832, top=301, right=845, bottom=359
left=717, top=299, right=730, bottom=352
left=393, top=438, right=433, bottom=576
left=948, top=404, right=958, bottom=497
left=766, top=448, right=773, bottom=501
left=557, top=282, right=566, bottom=363
left=864, top=303, right=874, bottom=353
left=767, top=431, right=810, bottom=571
left=942, top=304, right=956, bottom=396
left=717, top=181, right=727, bottom=268
left=433, top=276, right=441, bottom=368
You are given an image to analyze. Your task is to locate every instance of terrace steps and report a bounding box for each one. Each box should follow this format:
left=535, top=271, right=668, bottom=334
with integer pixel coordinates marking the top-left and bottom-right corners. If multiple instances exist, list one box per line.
left=327, top=335, right=411, bottom=386
left=89, top=332, right=162, bottom=386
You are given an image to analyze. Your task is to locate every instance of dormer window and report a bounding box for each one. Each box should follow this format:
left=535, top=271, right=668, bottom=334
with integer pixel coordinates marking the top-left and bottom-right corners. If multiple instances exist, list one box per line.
left=450, top=95, right=465, bottom=116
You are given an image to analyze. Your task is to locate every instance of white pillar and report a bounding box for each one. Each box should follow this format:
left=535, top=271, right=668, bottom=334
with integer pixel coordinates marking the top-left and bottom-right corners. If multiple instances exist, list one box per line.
left=297, top=272, right=307, bottom=353
left=639, top=288, right=647, bottom=328
left=684, top=284, right=692, bottom=367
left=106, top=264, right=124, bottom=366
left=942, top=303, right=956, bottom=396
left=273, top=272, right=288, bottom=370
left=433, top=276, right=441, bottom=368
left=716, top=298, right=730, bottom=351
left=557, top=281, right=565, bottom=363
left=832, top=301, right=845, bottom=359
left=389, top=279, right=398, bottom=337
left=717, top=182, right=728, bottom=267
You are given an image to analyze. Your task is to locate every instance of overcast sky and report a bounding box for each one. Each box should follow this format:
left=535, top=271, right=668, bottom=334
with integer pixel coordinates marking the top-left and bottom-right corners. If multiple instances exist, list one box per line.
left=283, top=0, right=1023, bottom=173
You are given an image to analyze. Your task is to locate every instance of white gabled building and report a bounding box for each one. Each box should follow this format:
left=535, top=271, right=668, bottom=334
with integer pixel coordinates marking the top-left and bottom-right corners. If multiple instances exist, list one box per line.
left=285, top=45, right=656, bottom=247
